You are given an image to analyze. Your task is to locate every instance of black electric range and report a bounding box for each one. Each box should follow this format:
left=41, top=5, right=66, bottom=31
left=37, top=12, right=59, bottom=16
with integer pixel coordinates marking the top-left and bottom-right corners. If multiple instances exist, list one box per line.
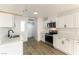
left=45, top=32, right=57, bottom=47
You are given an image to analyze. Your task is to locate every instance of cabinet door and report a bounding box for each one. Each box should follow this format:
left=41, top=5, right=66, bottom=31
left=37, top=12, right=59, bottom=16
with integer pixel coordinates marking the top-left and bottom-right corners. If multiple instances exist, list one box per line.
left=53, top=36, right=59, bottom=48
left=41, top=34, right=45, bottom=42
left=0, top=13, right=13, bottom=27
left=53, top=36, right=62, bottom=50
left=63, top=39, right=74, bottom=54
left=75, top=13, right=79, bottom=28
left=53, top=36, right=58, bottom=48
left=74, top=40, right=79, bottom=55
left=56, top=16, right=65, bottom=28
left=64, top=14, right=75, bottom=28
left=0, top=41, right=23, bottom=55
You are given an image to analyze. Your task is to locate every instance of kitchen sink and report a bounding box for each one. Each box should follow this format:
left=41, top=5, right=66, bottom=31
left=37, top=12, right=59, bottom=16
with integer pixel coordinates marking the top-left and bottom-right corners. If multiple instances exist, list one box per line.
left=12, top=35, right=20, bottom=38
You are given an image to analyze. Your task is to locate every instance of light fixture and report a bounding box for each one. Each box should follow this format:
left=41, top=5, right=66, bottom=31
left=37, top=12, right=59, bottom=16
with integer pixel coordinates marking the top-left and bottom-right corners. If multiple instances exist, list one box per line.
left=33, top=12, right=38, bottom=15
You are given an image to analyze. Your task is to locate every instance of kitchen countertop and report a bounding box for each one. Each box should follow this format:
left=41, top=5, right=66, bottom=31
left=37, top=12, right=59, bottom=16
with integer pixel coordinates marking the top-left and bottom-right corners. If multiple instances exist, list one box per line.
left=45, top=34, right=53, bottom=36
left=53, top=34, right=79, bottom=41
left=0, top=37, right=23, bottom=45
left=43, top=33, right=57, bottom=36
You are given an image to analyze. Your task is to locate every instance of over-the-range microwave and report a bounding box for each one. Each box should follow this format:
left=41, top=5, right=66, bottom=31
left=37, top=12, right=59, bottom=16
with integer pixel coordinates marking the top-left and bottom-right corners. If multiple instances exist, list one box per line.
left=47, top=22, right=56, bottom=28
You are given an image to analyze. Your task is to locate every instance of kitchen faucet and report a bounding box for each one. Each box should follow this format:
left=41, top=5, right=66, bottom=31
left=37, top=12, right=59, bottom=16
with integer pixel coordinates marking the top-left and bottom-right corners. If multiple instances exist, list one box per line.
left=8, top=30, right=14, bottom=38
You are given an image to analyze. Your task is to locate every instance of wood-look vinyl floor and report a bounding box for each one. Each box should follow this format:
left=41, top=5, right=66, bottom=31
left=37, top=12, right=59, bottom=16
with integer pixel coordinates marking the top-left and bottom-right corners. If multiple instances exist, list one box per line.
left=23, top=39, right=66, bottom=55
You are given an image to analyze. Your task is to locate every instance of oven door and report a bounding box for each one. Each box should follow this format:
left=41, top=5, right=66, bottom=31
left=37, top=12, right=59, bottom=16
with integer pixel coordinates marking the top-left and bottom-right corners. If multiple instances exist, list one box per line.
left=45, top=35, right=53, bottom=44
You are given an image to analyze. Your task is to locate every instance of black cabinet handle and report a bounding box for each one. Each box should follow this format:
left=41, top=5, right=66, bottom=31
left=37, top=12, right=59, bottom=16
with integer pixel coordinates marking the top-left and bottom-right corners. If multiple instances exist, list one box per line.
left=66, top=39, right=70, bottom=41
left=61, top=41, right=64, bottom=44
left=64, top=24, right=67, bottom=28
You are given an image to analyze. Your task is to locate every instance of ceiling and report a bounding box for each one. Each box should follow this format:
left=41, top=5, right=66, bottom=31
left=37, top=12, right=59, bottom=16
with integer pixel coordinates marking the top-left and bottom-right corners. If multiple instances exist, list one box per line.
left=0, top=4, right=26, bottom=15
left=24, top=4, right=79, bottom=17
left=0, top=4, right=79, bottom=17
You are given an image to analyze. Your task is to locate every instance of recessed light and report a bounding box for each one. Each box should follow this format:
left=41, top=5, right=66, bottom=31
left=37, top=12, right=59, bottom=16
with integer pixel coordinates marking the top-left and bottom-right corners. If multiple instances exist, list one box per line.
left=33, top=12, right=38, bottom=15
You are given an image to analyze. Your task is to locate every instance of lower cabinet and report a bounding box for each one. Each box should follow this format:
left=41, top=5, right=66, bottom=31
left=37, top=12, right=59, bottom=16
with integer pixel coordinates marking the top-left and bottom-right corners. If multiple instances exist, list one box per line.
left=53, top=36, right=74, bottom=55
left=41, top=33, right=45, bottom=42
left=53, top=36, right=62, bottom=51
left=62, top=38, right=74, bottom=54
left=74, top=40, right=79, bottom=55
left=0, top=41, right=23, bottom=55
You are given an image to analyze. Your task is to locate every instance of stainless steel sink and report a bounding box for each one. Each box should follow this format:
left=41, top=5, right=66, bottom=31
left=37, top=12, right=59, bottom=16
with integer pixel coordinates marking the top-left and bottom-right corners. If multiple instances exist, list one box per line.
left=12, top=35, right=20, bottom=38
left=8, top=35, right=20, bottom=39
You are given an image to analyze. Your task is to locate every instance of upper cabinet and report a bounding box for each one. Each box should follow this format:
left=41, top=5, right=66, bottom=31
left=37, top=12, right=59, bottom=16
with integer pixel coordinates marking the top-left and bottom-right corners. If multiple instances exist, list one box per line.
left=0, top=12, right=14, bottom=27
left=75, top=13, right=79, bottom=28
left=56, top=16, right=65, bottom=28
left=56, top=13, right=76, bottom=28
left=64, top=14, right=75, bottom=28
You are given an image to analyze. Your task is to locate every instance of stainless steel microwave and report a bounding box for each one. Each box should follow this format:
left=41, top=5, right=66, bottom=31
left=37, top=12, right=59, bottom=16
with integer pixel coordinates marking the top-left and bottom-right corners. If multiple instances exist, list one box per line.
left=47, top=22, right=56, bottom=28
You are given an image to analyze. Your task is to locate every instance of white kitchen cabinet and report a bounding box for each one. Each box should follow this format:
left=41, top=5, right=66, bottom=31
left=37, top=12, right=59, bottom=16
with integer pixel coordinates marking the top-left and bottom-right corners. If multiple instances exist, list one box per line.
left=55, top=11, right=79, bottom=28
left=53, top=36, right=74, bottom=55
left=0, top=12, right=14, bottom=27
left=53, top=36, right=58, bottom=48
left=56, top=16, right=65, bottom=28
left=71, top=12, right=79, bottom=28
left=0, top=41, right=23, bottom=55
left=56, top=13, right=76, bottom=28
left=51, top=17, right=57, bottom=22
left=74, top=40, right=79, bottom=55
left=53, top=36, right=63, bottom=51
left=62, top=38, right=74, bottom=54
left=41, top=33, right=45, bottom=42
left=75, top=13, right=79, bottom=28
left=64, top=14, right=75, bottom=28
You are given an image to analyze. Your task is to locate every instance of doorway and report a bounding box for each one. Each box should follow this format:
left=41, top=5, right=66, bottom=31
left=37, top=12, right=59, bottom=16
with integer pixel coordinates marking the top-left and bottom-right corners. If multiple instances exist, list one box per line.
left=26, top=19, right=37, bottom=41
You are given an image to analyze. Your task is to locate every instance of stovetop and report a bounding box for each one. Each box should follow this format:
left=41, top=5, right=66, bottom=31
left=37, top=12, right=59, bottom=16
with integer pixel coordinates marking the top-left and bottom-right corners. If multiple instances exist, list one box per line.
left=45, top=32, right=57, bottom=35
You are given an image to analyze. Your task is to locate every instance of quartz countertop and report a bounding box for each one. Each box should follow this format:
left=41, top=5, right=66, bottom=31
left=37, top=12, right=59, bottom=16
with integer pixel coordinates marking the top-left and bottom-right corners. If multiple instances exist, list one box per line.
left=53, top=34, right=79, bottom=41
left=0, top=37, right=23, bottom=45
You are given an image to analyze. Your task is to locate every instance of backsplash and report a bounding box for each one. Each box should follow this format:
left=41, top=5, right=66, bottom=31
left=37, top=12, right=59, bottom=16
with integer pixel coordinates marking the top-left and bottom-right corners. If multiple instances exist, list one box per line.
left=57, top=28, right=79, bottom=39
left=0, top=28, right=10, bottom=43
left=0, top=28, right=10, bottom=37
left=0, top=27, right=21, bottom=43
left=58, top=28, right=77, bottom=34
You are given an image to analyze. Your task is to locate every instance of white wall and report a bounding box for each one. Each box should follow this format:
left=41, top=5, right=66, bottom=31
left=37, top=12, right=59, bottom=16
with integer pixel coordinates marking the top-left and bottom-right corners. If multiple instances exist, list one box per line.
left=13, top=15, right=28, bottom=41
left=37, top=18, right=44, bottom=41
left=34, top=20, right=38, bottom=40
